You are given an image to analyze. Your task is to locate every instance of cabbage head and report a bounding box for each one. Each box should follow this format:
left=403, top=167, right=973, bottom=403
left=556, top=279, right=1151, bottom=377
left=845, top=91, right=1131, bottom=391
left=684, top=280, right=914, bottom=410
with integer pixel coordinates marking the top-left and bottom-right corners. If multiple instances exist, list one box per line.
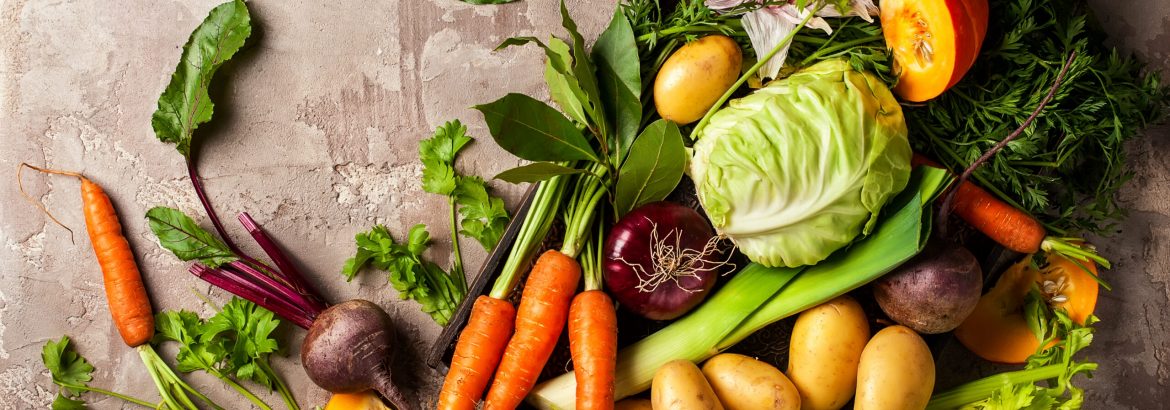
left=690, top=59, right=911, bottom=268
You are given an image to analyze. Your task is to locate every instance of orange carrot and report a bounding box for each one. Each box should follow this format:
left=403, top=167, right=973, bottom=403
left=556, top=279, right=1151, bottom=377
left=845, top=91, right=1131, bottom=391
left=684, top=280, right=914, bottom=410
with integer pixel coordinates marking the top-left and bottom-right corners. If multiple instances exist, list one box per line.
left=912, top=154, right=1046, bottom=253
left=568, top=290, right=617, bottom=410
left=438, top=295, right=517, bottom=410
left=18, top=164, right=154, bottom=347
left=484, top=250, right=582, bottom=409
left=949, top=182, right=1046, bottom=254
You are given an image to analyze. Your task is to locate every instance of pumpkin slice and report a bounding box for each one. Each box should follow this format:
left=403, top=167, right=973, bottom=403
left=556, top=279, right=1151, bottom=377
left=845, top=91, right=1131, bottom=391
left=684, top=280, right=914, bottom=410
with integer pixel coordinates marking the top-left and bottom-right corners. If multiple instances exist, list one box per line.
left=881, top=0, right=989, bottom=102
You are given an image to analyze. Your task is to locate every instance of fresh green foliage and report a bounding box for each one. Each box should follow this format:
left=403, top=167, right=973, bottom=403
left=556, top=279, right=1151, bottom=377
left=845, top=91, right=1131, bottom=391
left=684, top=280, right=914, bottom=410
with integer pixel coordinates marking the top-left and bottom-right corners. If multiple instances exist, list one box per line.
left=42, top=336, right=93, bottom=398
left=420, top=121, right=473, bottom=196
left=495, top=162, right=585, bottom=183
left=454, top=177, right=510, bottom=250
left=151, top=0, right=251, bottom=158
left=343, top=225, right=467, bottom=325
left=41, top=336, right=157, bottom=409
left=347, top=121, right=506, bottom=324
left=138, top=343, right=223, bottom=410
left=475, top=93, right=599, bottom=162
left=154, top=298, right=298, bottom=410
left=928, top=309, right=1099, bottom=410
left=905, top=0, right=1169, bottom=235
left=593, top=8, right=642, bottom=166
left=614, top=120, right=685, bottom=216
left=147, top=206, right=237, bottom=268
left=691, top=59, right=911, bottom=267
left=419, top=121, right=510, bottom=250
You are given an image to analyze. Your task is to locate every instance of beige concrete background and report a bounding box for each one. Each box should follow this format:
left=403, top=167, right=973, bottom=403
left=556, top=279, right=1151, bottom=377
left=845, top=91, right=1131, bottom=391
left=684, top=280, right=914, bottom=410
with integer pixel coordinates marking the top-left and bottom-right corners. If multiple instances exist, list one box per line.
left=0, top=0, right=1166, bottom=409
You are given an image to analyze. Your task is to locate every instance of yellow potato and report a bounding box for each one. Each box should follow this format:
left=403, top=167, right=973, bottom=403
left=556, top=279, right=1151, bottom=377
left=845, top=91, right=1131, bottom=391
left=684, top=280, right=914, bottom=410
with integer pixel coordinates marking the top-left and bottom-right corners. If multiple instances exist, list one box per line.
left=856, top=325, right=935, bottom=410
left=786, top=295, right=869, bottom=410
left=701, top=353, right=800, bottom=410
left=652, top=359, right=725, bottom=410
left=615, top=398, right=654, bottom=410
left=653, top=35, right=743, bottom=124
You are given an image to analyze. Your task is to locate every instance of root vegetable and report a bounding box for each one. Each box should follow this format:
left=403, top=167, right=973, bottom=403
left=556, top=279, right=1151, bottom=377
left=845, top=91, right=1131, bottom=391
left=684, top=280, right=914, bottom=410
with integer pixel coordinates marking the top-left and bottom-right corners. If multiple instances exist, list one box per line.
left=604, top=202, right=731, bottom=320
left=873, top=240, right=982, bottom=334
left=302, top=300, right=411, bottom=410
left=855, top=326, right=935, bottom=410
left=701, top=353, right=800, bottom=410
left=786, top=295, right=869, bottom=410
left=652, top=360, right=724, bottom=410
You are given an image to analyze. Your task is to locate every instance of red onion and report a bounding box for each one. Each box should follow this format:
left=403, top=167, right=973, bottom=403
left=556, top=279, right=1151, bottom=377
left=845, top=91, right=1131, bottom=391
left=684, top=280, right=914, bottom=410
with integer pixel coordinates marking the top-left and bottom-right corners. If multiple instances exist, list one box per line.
left=603, top=201, right=733, bottom=320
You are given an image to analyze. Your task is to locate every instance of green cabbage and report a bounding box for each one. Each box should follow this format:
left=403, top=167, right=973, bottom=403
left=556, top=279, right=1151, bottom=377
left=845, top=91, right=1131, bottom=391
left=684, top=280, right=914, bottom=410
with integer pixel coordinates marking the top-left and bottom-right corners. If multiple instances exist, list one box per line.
left=690, top=59, right=911, bottom=268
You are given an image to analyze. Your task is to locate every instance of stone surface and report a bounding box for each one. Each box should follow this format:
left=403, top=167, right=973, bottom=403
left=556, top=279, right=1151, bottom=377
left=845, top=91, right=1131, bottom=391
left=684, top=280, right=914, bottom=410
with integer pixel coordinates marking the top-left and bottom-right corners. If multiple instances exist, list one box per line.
left=0, top=0, right=1166, bottom=409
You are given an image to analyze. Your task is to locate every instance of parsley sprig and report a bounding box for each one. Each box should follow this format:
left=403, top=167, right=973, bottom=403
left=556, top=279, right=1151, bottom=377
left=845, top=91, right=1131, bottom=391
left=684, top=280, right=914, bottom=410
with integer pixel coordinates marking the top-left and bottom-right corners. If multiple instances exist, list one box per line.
left=343, top=120, right=509, bottom=326
left=41, top=336, right=156, bottom=409
left=154, top=298, right=299, bottom=410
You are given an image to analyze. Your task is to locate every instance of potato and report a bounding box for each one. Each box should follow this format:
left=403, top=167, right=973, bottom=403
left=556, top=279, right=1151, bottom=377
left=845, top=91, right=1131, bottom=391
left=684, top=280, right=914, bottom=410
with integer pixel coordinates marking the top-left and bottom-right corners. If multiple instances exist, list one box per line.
left=615, top=398, right=654, bottom=410
left=653, top=35, right=743, bottom=124
left=701, top=353, right=800, bottom=410
left=786, top=295, right=869, bottom=410
left=652, top=360, right=724, bottom=410
left=856, top=325, right=935, bottom=410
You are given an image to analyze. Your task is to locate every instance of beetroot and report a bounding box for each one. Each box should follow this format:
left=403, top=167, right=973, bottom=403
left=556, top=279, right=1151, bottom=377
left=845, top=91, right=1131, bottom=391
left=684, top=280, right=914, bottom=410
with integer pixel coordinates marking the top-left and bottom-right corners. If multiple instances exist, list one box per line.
left=603, top=202, right=733, bottom=320
left=301, top=299, right=411, bottom=410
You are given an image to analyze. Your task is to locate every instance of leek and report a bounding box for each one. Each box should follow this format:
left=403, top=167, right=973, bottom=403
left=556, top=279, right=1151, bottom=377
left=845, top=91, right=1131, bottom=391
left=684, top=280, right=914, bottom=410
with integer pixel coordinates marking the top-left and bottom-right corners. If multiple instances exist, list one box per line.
left=527, top=168, right=951, bottom=408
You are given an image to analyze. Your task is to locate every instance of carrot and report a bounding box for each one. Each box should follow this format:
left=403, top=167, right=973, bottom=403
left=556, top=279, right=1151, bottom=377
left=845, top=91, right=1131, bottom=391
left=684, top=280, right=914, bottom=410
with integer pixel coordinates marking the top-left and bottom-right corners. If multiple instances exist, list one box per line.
left=949, top=182, right=1046, bottom=254
left=438, top=295, right=517, bottom=410
left=568, top=290, right=617, bottom=410
left=18, top=164, right=154, bottom=347
left=484, top=250, right=582, bottom=409
left=914, top=154, right=1047, bottom=253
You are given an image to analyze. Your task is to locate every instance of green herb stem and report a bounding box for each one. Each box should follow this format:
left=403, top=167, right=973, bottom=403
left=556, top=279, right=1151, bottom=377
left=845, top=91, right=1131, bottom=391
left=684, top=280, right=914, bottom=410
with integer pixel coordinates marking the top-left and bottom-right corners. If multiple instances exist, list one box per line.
left=219, top=376, right=273, bottom=410
left=797, top=35, right=884, bottom=66
left=139, top=345, right=219, bottom=410
left=689, top=4, right=822, bottom=140
left=926, top=365, right=1067, bottom=410
left=448, top=195, right=465, bottom=281
left=581, top=218, right=605, bottom=291
left=258, top=360, right=300, bottom=410
left=58, top=384, right=157, bottom=408
left=634, top=20, right=744, bottom=43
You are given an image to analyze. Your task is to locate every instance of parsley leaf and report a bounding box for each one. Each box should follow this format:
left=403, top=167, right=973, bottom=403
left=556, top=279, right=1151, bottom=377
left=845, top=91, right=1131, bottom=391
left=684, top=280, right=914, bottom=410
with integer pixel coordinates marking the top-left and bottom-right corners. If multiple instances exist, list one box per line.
left=455, top=176, right=510, bottom=250
left=41, top=336, right=93, bottom=397
left=153, top=298, right=296, bottom=410
left=420, top=121, right=472, bottom=196
left=51, top=394, right=87, bottom=410
left=343, top=224, right=466, bottom=325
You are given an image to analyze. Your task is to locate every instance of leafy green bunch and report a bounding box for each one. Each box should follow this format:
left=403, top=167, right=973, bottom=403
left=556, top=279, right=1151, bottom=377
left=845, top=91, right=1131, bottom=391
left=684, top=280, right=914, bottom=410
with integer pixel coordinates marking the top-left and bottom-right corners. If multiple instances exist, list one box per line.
left=154, top=297, right=298, bottom=410
left=905, top=0, right=1170, bottom=235
left=344, top=120, right=509, bottom=326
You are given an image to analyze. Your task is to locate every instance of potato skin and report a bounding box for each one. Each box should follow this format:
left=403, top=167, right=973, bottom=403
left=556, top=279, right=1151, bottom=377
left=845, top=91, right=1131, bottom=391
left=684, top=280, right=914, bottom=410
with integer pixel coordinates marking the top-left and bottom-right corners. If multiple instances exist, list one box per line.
left=701, top=353, right=800, bottom=410
left=786, top=295, right=869, bottom=410
left=653, top=35, right=743, bottom=124
left=652, top=360, right=725, bottom=410
left=855, top=325, right=935, bottom=410
left=615, top=398, right=653, bottom=410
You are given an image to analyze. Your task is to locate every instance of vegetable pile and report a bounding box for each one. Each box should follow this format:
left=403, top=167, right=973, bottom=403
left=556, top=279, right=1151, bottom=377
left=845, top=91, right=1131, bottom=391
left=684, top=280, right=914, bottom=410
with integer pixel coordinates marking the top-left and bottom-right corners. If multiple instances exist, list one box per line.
left=18, top=0, right=1170, bottom=409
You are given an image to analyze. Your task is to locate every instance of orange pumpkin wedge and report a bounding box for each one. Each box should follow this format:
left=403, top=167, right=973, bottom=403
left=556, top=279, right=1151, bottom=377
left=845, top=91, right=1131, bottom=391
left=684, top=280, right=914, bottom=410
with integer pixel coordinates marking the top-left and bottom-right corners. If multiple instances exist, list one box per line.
left=881, top=0, right=989, bottom=102
left=954, top=253, right=1099, bottom=364
left=324, top=391, right=391, bottom=410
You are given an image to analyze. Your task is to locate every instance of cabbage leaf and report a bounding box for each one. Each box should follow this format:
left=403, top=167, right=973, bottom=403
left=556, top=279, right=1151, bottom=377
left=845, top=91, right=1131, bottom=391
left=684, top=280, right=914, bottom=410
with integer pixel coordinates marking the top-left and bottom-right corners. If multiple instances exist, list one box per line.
left=690, top=59, right=911, bottom=267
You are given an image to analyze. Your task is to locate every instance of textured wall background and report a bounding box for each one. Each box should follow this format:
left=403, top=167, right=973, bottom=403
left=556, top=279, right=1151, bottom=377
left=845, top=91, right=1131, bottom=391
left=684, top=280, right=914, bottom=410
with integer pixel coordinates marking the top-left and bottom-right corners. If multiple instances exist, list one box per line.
left=0, top=0, right=1166, bottom=408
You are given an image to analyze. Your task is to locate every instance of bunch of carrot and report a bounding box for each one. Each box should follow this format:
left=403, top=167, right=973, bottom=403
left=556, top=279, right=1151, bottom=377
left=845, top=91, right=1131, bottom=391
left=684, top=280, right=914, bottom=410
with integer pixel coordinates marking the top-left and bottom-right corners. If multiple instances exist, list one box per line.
left=438, top=166, right=619, bottom=410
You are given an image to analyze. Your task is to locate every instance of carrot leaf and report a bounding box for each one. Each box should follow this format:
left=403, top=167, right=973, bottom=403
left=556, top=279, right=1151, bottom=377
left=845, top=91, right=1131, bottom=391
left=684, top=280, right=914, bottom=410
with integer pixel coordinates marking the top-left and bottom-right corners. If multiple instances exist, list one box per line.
left=151, top=0, right=252, bottom=158
left=147, top=206, right=238, bottom=268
